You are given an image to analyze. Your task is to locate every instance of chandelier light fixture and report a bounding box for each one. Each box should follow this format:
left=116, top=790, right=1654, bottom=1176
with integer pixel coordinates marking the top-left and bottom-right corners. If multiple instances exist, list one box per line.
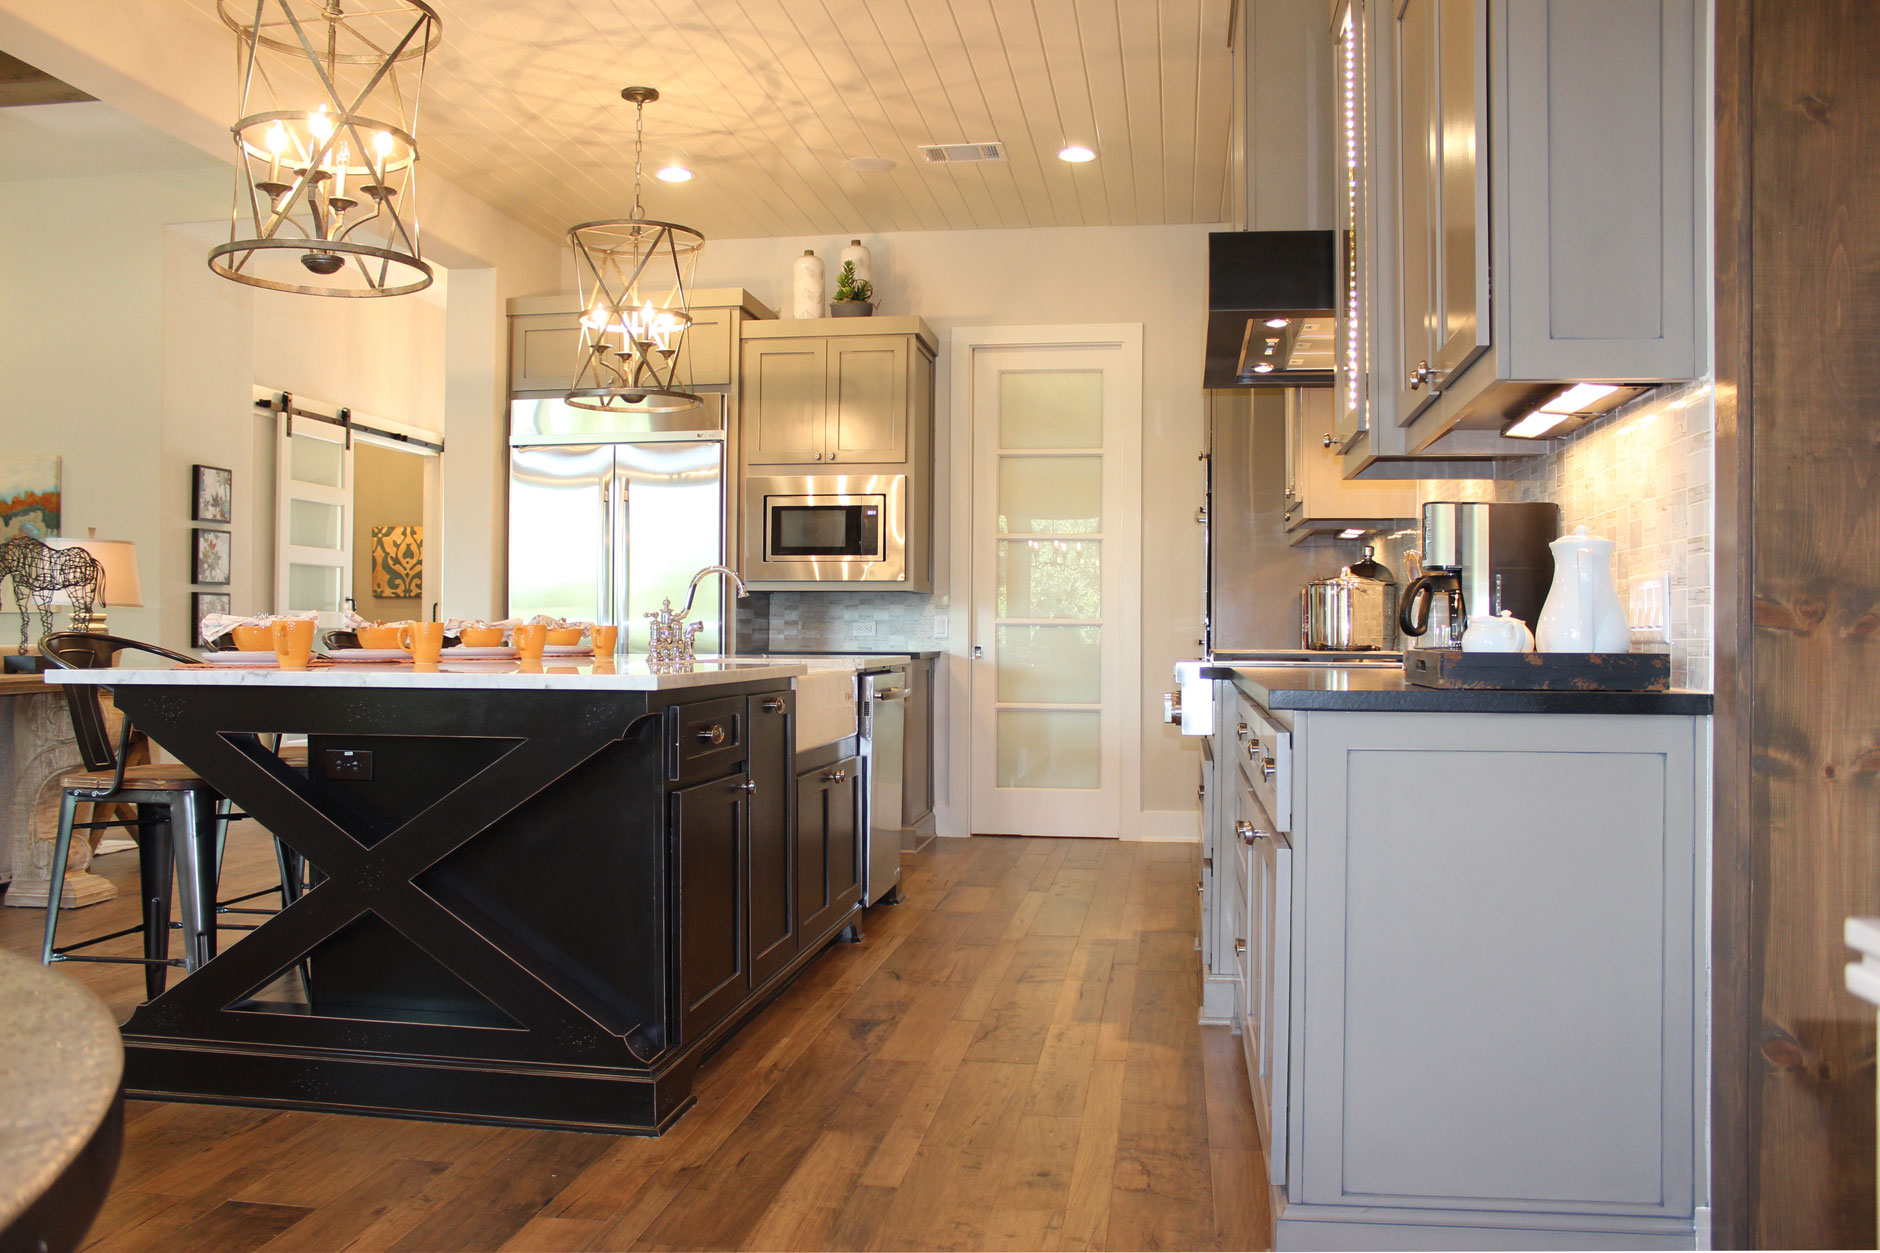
left=209, top=0, right=440, bottom=297
left=566, top=87, right=705, bottom=415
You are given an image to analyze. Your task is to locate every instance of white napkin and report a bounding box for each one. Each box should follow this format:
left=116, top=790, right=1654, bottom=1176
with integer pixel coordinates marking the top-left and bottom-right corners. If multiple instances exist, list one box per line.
left=199, top=610, right=319, bottom=644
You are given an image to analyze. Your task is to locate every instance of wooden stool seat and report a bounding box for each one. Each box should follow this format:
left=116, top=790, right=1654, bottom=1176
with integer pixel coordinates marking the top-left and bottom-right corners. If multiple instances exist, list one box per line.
left=60, top=763, right=218, bottom=792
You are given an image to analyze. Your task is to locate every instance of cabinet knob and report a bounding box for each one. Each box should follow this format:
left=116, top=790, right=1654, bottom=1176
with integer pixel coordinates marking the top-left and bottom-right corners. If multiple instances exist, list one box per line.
left=823, top=768, right=848, bottom=783
left=828, top=451, right=837, bottom=462
left=697, top=724, right=727, bottom=745
left=761, top=697, right=786, bottom=713
left=1408, top=360, right=1435, bottom=391
left=1197, top=782, right=1206, bottom=801
left=1234, top=938, right=1247, bottom=956
left=814, top=451, right=824, bottom=460
left=1261, top=758, right=1277, bottom=783
left=733, top=779, right=758, bottom=794
left=1321, top=432, right=1336, bottom=449
left=1195, top=506, right=1209, bottom=525
left=1236, top=820, right=1270, bottom=845
left=1236, top=721, right=1249, bottom=740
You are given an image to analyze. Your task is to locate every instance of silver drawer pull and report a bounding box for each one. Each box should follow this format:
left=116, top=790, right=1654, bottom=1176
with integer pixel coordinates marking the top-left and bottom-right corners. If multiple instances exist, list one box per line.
left=697, top=724, right=727, bottom=745
left=1236, top=820, right=1270, bottom=845
left=1236, top=721, right=1249, bottom=740
left=732, top=779, right=757, bottom=794
left=1261, top=758, right=1277, bottom=783
left=823, top=769, right=848, bottom=783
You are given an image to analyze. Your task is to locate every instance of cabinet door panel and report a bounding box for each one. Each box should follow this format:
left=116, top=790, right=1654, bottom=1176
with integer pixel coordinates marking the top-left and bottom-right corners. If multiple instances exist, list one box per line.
left=676, top=306, right=735, bottom=388
left=826, top=757, right=863, bottom=910
left=826, top=336, right=909, bottom=464
left=1433, top=0, right=1489, bottom=379
left=747, top=692, right=796, bottom=987
left=674, top=773, right=747, bottom=1045
left=743, top=340, right=829, bottom=464
left=1391, top=0, right=1438, bottom=423
left=796, top=756, right=860, bottom=942
left=511, top=313, right=584, bottom=394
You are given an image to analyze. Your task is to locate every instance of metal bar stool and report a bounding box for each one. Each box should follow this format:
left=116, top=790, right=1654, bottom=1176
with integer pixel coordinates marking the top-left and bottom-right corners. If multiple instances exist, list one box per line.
left=35, top=632, right=297, bottom=999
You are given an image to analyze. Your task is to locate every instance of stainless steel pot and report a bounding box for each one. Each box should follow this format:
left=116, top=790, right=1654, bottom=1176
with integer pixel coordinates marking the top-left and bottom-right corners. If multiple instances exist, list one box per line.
left=1302, top=564, right=1398, bottom=651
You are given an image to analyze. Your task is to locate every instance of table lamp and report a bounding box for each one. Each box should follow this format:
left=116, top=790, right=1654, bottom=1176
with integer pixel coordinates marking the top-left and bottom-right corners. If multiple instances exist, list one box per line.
left=46, top=535, right=143, bottom=633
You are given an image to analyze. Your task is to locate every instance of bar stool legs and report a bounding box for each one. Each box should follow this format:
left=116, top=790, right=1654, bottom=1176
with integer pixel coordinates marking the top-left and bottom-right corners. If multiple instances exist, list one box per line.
left=40, top=792, right=81, bottom=968
left=136, top=803, right=177, bottom=1000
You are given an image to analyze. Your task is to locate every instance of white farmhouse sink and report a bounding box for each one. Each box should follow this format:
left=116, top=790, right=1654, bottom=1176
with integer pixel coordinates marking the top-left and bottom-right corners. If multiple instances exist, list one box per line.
left=792, top=667, right=857, bottom=750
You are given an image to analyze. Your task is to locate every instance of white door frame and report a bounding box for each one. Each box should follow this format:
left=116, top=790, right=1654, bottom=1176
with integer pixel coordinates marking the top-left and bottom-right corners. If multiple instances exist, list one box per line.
left=941, top=324, right=1144, bottom=840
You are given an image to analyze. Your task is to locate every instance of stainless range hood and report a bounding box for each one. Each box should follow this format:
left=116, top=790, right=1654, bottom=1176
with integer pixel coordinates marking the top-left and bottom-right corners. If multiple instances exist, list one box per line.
left=1204, top=230, right=1337, bottom=388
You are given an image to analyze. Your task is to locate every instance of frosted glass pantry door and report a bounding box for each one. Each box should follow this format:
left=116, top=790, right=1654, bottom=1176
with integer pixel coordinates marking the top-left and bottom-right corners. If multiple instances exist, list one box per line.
left=969, top=342, right=1139, bottom=838
left=275, top=416, right=354, bottom=628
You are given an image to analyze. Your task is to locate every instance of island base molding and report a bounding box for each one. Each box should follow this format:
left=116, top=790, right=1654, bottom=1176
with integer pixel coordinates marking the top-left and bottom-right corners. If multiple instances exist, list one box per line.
left=1274, top=1203, right=1699, bottom=1252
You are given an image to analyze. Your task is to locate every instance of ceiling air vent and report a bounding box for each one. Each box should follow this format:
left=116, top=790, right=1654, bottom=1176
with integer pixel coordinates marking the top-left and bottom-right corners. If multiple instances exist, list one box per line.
left=918, top=141, right=1006, bottom=164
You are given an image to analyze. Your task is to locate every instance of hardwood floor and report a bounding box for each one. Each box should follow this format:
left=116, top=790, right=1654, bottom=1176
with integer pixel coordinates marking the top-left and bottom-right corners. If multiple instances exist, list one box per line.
left=1, top=829, right=1271, bottom=1252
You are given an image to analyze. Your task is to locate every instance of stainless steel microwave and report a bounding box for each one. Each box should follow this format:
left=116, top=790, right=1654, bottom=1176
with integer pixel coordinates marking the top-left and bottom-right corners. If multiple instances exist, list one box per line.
left=743, top=474, right=922, bottom=588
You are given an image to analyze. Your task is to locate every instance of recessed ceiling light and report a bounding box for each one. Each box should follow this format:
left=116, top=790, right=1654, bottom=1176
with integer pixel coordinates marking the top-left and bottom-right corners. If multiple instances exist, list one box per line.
left=655, top=165, right=693, bottom=183
left=846, top=156, right=897, bottom=173
left=1058, top=145, right=1096, bottom=163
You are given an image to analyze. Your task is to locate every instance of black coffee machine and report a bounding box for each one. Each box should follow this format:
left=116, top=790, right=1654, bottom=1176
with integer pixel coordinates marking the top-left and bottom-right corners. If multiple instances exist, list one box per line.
left=1398, top=501, right=1560, bottom=645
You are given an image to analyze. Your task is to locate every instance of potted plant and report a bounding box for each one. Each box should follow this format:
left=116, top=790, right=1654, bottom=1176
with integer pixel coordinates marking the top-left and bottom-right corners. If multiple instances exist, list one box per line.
left=829, top=260, right=874, bottom=317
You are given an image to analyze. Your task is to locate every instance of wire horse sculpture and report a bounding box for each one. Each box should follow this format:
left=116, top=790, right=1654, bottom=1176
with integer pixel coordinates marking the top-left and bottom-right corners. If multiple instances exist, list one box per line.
left=2, top=535, right=102, bottom=650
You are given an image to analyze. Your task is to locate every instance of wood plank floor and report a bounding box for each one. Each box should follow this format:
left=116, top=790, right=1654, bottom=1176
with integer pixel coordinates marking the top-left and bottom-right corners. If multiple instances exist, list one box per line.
left=1, top=829, right=1272, bottom=1252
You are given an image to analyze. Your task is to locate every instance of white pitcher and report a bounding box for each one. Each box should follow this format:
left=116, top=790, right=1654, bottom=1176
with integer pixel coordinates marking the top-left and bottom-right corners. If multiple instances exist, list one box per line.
left=1535, top=525, right=1629, bottom=653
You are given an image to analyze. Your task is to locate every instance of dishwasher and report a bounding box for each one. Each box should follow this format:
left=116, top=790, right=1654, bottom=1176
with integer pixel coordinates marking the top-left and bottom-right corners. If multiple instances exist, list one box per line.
left=858, top=664, right=907, bottom=906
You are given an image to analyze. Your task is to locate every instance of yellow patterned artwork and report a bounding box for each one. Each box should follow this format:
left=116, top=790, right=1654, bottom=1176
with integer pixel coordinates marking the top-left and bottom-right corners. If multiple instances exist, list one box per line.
left=370, top=524, right=423, bottom=599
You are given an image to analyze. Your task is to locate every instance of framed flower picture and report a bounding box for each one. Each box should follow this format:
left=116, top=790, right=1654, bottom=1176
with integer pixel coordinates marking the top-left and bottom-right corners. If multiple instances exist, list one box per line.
left=192, top=464, right=232, bottom=523
left=192, top=527, right=231, bottom=585
left=192, top=591, right=230, bottom=647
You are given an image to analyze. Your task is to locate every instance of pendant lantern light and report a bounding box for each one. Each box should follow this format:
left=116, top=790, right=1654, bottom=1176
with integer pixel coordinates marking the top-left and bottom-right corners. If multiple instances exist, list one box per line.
left=210, top=0, right=439, bottom=297
left=566, top=87, right=706, bottom=416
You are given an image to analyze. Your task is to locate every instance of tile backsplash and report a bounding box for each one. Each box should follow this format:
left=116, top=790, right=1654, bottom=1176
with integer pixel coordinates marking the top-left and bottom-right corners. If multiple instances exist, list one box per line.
left=1375, top=378, right=1716, bottom=690
left=737, top=590, right=948, bottom=653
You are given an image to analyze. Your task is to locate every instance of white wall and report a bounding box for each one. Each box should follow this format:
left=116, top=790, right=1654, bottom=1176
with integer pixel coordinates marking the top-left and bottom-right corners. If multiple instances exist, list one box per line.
left=691, top=223, right=1214, bottom=837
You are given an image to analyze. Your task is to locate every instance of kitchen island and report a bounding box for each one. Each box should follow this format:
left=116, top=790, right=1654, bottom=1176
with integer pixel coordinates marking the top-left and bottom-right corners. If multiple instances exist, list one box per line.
left=44, top=658, right=866, bottom=1135
left=1191, top=662, right=1712, bottom=1250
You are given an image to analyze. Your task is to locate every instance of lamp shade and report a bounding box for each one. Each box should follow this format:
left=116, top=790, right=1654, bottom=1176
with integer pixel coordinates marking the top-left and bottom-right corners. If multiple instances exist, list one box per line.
left=45, top=538, right=143, bottom=608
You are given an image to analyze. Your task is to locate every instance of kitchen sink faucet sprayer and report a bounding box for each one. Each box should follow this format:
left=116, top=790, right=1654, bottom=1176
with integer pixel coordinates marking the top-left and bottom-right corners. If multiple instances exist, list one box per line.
left=646, top=566, right=750, bottom=669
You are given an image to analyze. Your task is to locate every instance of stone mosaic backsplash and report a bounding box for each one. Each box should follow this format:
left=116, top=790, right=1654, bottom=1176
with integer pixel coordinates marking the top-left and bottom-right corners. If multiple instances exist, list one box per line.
left=736, top=590, right=948, bottom=653
left=1373, top=378, right=1716, bottom=690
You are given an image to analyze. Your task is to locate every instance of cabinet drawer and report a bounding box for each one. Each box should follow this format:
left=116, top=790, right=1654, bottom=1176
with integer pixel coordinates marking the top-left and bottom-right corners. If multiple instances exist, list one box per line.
left=1232, top=690, right=1292, bottom=831
left=668, top=696, right=746, bottom=784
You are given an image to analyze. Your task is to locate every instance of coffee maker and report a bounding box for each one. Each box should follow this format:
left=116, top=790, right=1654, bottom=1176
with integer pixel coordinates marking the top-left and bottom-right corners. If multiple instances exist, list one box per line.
left=1398, top=501, right=1560, bottom=647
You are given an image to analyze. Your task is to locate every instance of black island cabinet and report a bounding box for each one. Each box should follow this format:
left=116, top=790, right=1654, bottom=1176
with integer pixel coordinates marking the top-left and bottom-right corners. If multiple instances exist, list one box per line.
left=51, top=661, right=867, bottom=1136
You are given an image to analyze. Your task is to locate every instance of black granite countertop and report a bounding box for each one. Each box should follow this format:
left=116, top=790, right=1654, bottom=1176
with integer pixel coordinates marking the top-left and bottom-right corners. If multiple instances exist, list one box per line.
left=1202, top=664, right=1714, bottom=715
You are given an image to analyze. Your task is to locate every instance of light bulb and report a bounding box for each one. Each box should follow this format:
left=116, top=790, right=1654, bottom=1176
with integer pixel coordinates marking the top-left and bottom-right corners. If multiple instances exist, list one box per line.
left=374, top=130, right=394, bottom=158
left=267, top=122, right=289, bottom=155
left=309, top=105, right=333, bottom=143
left=332, top=145, right=349, bottom=199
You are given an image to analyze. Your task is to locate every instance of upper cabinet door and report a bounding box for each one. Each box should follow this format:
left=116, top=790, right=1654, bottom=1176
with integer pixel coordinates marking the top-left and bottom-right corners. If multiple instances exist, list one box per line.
left=510, top=311, right=584, bottom=395
left=742, top=339, right=829, bottom=464
left=825, top=336, right=909, bottom=465
left=675, top=305, right=736, bottom=389
left=1431, top=0, right=1490, bottom=382
left=1391, top=0, right=1439, bottom=423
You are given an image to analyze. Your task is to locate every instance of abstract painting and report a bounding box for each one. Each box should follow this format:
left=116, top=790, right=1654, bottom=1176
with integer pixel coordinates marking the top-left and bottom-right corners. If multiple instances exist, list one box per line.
left=371, top=524, right=423, bottom=599
left=192, top=527, right=231, bottom=585
left=0, top=455, right=60, bottom=540
left=193, top=464, right=232, bottom=522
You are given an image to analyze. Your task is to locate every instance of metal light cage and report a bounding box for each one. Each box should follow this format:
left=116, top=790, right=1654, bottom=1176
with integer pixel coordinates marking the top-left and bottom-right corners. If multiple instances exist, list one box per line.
left=210, top=0, right=440, bottom=297
left=566, top=217, right=707, bottom=415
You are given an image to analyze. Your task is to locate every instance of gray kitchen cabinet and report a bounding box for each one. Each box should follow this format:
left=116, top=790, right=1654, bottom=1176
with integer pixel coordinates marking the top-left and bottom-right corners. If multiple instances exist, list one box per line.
left=508, top=289, right=774, bottom=397
left=739, top=318, right=937, bottom=469
left=1347, top=0, right=1702, bottom=475
left=1201, top=678, right=1708, bottom=1248
left=1284, top=388, right=1416, bottom=533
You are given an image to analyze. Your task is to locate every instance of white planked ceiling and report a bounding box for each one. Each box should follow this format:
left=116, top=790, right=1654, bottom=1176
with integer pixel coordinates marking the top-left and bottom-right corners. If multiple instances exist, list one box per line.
left=168, top=0, right=1236, bottom=242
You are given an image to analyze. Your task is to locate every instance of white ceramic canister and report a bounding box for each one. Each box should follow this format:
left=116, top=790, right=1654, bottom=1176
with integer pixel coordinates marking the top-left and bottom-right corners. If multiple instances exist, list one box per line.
left=840, top=238, right=872, bottom=285
left=1534, top=525, right=1630, bottom=653
left=791, top=249, right=825, bottom=319
left=1461, top=610, right=1536, bottom=653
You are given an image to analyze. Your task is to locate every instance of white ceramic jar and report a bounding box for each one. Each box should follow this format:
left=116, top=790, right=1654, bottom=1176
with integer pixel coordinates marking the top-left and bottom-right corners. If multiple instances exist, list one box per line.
left=1461, top=610, right=1536, bottom=653
left=791, top=249, right=824, bottom=319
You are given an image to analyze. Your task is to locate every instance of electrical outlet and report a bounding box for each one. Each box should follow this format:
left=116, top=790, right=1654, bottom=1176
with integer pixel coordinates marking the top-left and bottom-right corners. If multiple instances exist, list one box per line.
left=850, top=620, right=878, bottom=638
left=933, top=615, right=949, bottom=638
left=1628, top=573, right=1671, bottom=643
left=323, top=748, right=373, bottom=781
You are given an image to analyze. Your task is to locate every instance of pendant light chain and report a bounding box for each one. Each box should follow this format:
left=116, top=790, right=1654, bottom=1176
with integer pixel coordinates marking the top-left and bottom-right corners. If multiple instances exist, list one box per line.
left=630, top=96, right=645, bottom=221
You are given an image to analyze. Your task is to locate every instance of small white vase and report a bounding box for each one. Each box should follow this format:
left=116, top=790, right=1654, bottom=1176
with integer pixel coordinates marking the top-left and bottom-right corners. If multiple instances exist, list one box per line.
left=791, top=249, right=824, bottom=319
left=840, top=238, right=872, bottom=285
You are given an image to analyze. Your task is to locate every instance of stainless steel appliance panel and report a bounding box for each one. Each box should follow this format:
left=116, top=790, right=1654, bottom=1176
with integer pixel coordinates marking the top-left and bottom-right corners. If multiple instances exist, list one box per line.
left=617, top=441, right=727, bottom=653
left=510, top=394, right=725, bottom=443
left=743, top=473, right=910, bottom=586
left=860, top=668, right=907, bottom=906
left=508, top=444, right=616, bottom=624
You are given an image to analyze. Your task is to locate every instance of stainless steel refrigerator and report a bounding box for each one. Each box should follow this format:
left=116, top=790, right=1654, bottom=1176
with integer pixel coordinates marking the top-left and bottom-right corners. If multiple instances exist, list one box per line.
left=507, top=397, right=728, bottom=652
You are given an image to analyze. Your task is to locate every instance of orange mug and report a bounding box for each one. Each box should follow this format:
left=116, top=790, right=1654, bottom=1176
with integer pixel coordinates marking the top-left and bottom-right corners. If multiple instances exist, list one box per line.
left=459, top=626, right=504, bottom=647
left=355, top=624, right=402, bottom=649
left=398, top=621, right=445, bottom=664
left=545, top=626, right=584, bottom=647
left=231, top=623, right=273, bottom=651
left=270, top=618, right=315, bottom=670
left=592, top=625, right=619, bottom=655
left=512, top=623, right=547, bottom=660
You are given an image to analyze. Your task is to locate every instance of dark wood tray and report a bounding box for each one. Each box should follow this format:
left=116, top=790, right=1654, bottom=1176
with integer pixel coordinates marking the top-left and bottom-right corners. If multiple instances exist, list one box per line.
left=1403, top=649, right=1670, bottom=691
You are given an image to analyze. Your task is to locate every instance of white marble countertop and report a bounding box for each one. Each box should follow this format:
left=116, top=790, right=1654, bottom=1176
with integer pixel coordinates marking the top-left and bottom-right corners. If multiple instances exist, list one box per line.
left=45, top=656, right=813, bottom=691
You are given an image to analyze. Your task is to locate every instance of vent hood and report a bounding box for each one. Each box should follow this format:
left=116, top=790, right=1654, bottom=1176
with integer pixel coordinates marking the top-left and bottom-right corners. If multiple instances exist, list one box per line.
left=1205, top=230, right=1337, bottom=388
